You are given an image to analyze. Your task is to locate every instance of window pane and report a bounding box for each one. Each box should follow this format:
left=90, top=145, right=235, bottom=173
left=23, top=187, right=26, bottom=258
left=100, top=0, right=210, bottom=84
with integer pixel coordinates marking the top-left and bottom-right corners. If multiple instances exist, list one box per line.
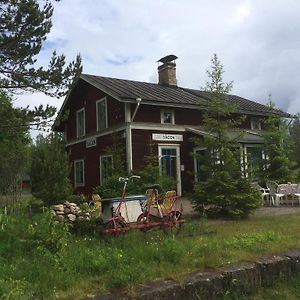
left=75, top=161, right=84, bottom=186
left=97, top=100, right=107, bottom=130
left=101, top=156, right=113, bottom=182
left=77, top=110, right=85, bottom=137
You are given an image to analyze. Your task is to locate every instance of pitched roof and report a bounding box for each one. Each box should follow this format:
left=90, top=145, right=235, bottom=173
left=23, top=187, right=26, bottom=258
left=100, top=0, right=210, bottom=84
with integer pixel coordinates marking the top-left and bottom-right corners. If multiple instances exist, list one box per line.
left=80, top=74, right=290, bottom=117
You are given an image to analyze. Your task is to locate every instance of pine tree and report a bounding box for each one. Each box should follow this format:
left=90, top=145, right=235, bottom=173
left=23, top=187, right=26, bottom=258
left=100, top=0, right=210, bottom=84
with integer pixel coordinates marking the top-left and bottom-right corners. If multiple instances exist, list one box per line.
left=192, top=54, right=261, bottom=218
left=0, top=0, right=82, bottom=97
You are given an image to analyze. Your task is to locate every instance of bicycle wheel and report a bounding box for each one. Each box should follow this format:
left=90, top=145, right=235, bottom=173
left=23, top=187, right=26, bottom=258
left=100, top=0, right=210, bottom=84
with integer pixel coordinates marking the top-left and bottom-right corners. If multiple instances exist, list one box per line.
left=164, top=211, right=183, bottom=236
left=136, top=212, right=152, bottom=232
left=104, top=218, right=127, bottom=234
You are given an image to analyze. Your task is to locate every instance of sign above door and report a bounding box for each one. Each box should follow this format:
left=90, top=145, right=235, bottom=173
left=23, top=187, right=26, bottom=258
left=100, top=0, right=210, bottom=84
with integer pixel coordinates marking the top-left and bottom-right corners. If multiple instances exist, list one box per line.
left=152, top=133, right=183, bottom=142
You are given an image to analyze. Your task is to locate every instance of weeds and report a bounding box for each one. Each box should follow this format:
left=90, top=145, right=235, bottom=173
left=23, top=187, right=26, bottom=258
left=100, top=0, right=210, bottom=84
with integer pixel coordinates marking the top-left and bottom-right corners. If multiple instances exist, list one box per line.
left=1, top=209, right=300, bottom=299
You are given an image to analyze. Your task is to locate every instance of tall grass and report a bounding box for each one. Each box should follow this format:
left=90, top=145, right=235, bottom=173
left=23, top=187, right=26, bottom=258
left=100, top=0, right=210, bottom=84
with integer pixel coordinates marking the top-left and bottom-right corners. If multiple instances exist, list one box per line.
left=1, top=209, right=300, bottom=299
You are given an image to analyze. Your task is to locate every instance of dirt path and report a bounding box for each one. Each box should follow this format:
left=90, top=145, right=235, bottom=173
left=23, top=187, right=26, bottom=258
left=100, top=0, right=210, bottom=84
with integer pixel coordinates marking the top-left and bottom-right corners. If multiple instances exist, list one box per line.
left=182, top=197, right=300, bottom=217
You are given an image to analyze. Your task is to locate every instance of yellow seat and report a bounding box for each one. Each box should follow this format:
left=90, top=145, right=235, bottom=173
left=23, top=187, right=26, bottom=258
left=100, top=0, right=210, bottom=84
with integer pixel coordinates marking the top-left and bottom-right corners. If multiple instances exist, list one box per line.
left=91, top=194, right=102, bottom=211
left=162, top=190, right=176, bottom=212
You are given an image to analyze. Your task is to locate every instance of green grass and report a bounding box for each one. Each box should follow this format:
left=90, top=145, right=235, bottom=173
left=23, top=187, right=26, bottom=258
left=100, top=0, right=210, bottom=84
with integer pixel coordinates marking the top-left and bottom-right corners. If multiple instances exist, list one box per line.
left=1, top=210, right=300, bottom=299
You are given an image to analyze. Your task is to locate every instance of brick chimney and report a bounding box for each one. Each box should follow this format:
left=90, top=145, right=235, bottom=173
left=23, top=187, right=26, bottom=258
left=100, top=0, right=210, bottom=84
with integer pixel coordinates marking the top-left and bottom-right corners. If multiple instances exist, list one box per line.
left=157, top=55, right=178, bottom=86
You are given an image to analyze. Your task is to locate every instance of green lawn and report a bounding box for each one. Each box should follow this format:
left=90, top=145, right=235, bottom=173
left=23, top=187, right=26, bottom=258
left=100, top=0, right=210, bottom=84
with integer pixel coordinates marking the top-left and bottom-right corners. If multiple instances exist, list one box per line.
left=1, top=210, right=300, bottom=299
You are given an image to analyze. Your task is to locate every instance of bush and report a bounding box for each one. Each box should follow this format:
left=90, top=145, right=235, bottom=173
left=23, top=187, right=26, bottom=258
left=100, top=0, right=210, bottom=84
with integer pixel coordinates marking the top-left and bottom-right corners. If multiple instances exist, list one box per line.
left=193, top=177, right=262, bottom=219
left=94, top=173, right=176, bottom=199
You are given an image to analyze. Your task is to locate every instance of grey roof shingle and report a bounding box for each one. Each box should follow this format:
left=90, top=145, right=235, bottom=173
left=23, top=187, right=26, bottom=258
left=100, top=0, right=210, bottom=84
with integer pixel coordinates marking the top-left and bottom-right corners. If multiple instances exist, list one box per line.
left=80, top=74, right=290, bottom=117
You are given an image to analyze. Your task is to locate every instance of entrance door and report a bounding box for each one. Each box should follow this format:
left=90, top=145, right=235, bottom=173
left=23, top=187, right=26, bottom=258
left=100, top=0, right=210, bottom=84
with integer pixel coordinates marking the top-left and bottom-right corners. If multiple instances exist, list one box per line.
left=159, top=145, right=181, bottom=196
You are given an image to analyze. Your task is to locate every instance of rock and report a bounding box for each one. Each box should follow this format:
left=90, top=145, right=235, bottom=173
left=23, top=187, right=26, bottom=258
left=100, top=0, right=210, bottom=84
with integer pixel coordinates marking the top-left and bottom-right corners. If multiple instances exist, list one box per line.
left=50, top=209, right=56, bottom=216
left=64, top=207, right=71, bottom=214
left=64, top=201, right=70, bottom=207
left=53, top=204, right=64, bottom=211
left=184, top=271, right=224, bottom=300
left=56, top=215, right=65, bottom=222
left=56, top=211, right=65, bottom=215
left=67, top=214, right=76, bottom=222
left=70, top=207, right=76, bottom=214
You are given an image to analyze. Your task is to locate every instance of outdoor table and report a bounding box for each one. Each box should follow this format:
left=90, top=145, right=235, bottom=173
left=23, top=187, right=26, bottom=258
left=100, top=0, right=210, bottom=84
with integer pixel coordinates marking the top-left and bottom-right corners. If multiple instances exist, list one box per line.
left=278, top=183, right=297, bottom=206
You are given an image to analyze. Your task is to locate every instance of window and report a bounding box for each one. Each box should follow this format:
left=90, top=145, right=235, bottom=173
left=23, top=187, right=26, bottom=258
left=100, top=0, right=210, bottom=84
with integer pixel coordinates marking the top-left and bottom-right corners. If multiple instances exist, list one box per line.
left=76, top=108, right=85, bottom=137
left=74, top=160, right=84, bottom=187
left=251, top=117, right=261, bottom=131
left=96, top=98, right=107, bottom=131
left=194, top=148, right=208, bottom=182
left=100, top=155, right=113, bottom=183
left=245, top=145, right=263, bottom=178
left=160, top=110, right=175, bottom=124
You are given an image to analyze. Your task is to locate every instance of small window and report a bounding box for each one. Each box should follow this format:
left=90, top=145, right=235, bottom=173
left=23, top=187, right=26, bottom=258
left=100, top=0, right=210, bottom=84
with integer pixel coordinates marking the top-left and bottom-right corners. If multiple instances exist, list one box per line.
left=251, top=117, right=261, bottom=131
left=161, top=110, right=175, bottom=124
left=76, top=108, right=85, bottom=137
left=74, top=160, right=85, bottom=187
left=96, top=98, right=107, bottom=131
left=100, top=155, right=113, bottom=184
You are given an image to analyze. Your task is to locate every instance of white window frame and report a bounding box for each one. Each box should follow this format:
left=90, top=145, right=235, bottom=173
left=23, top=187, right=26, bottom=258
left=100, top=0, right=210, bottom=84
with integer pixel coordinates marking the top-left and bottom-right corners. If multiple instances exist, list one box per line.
left=160, top=109, right=175, bottom=125
left=158, top=144, right=181, bottom=196
left=251, top=117, right=261, bottom=131
left=100, top=155, right=113, bottom=184
left=74, top=159, right=85, bottom=187
left=96, top=97, right=108, bottom=131
left=76, top=108, right=85, bottom=137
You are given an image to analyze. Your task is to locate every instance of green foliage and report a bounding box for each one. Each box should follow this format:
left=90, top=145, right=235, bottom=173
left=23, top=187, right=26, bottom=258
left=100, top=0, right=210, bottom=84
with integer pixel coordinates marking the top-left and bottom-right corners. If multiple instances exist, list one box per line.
left=1, top=207, right=300, bottom=298
left=95, top=153, right=176, bottom=198
left=289, top=114, right=300, bottom=180
left=258, top=107, right=297, bottom=183
left=0, top=91, right=30, bottom=204
left=0, top=0, right=82, bottom=97
left=30, top=133, right=72, bottom=206
left=192, top=54, right=261, bottom=218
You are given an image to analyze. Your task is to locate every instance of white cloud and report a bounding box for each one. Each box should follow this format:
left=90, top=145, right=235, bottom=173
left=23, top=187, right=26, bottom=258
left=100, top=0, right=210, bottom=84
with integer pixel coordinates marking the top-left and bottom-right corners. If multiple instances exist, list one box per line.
left=13, top=0, right=300, bottom=120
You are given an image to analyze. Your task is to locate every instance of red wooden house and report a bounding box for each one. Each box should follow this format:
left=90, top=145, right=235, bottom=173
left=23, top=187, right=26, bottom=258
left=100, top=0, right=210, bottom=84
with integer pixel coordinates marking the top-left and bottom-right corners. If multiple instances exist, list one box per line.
left=53, top=55, right=289, bottom=196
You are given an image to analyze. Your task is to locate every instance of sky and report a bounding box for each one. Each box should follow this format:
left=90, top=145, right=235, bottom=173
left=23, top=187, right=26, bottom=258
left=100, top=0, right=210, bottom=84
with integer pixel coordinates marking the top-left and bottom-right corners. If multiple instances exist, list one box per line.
left=15, top=0, right=300, bottom=135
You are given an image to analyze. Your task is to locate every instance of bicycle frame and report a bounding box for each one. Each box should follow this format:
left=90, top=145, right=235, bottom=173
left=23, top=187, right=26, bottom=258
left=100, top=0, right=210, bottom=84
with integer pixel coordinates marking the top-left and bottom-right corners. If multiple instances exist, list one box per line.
left=104, top=175, right=140, bottom=232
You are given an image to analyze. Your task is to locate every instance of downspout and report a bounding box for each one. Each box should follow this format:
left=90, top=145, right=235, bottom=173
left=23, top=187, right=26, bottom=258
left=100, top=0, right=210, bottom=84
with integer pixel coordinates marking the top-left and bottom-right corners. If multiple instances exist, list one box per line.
left=131, top=97, right=142, bottom=122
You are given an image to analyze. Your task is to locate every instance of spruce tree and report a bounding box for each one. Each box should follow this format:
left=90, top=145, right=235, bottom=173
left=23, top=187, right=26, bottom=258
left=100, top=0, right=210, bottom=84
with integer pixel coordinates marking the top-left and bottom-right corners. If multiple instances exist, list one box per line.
left=30, top=133, right=72, bottom=205
left=259, top=104, right=297, bottom=183
left=193, top=54, right=261, bottom=218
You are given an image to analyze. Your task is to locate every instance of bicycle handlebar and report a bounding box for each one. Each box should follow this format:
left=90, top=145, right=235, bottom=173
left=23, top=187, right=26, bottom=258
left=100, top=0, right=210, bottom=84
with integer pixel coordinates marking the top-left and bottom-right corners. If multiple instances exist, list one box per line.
left=118, top=175, right=141, bottom=182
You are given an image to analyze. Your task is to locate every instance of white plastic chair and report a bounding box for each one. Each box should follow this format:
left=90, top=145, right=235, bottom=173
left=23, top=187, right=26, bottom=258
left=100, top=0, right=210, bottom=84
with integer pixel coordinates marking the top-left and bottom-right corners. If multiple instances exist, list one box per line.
left=293, top=183, right=300, bottom=205
left=266, top=180, right=285, bottom=206
left=251, top=183, right=270, bottom=206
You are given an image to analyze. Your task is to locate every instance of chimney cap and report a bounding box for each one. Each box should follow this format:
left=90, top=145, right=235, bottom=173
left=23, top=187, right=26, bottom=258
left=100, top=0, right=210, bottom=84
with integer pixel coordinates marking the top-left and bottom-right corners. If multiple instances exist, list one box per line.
left=157, top=54, right=178, bottom=64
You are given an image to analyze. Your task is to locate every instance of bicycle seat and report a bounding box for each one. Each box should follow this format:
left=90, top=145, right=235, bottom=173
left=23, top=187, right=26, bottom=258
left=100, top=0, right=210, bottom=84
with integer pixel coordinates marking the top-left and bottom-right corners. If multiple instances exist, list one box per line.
left=146, top=184, right=161, bottom=190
